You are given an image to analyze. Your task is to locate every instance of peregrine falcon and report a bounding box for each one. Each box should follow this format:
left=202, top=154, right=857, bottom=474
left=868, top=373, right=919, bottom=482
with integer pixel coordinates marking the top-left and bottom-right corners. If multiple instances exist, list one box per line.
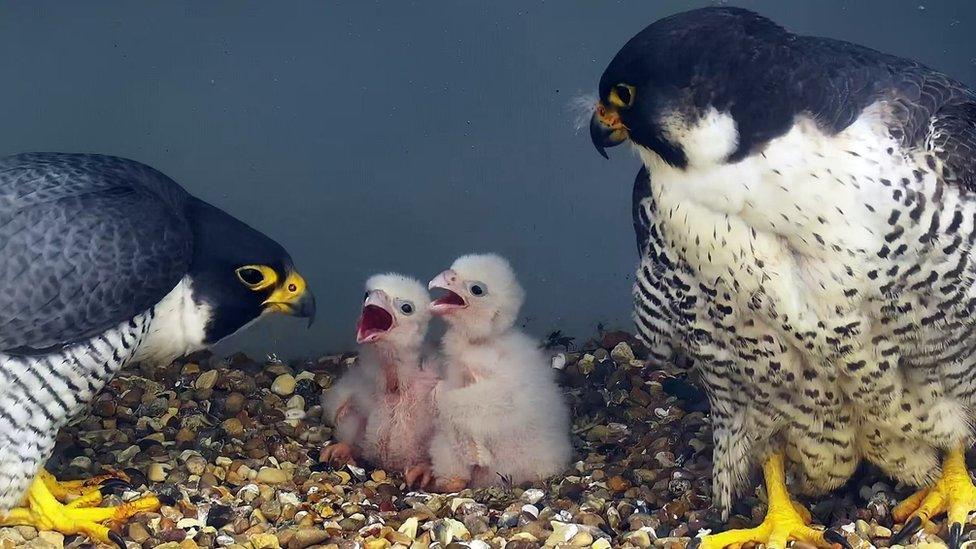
left=0, top=152, right=315, bottom=546
left=590, top=7, right=976, bottom=549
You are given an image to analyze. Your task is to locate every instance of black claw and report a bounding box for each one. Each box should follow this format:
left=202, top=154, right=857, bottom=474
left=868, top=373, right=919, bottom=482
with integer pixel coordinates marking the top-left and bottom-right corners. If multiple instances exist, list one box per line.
left=158, top=493, right=178, bottom=506
left=949, top=522, right=963, bottom=549
left=824, top=528, right=852, bottom=549
left=890, top=515, right=923, bottom=545
left=109, top=531, right=126, bottom=549
left=98, top=478, right=132, bottom=496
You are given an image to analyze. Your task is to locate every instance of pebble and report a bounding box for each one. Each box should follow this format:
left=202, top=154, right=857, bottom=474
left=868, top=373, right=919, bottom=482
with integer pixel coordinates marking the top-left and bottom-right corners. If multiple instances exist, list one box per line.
left=195, top=369, right=219, bottom=390
left=148, top=462, right=171, bottom=482
left=128, top=523, right=151, bottom=544
left=249, top=533, right=280, bottom=549
left=256, top=467, right=290, bottom=484
left=222, top=417, right=245, bottom=438
left=271, top=374, right=296, bottom=396
left=287, top=529, right=330, bottom=549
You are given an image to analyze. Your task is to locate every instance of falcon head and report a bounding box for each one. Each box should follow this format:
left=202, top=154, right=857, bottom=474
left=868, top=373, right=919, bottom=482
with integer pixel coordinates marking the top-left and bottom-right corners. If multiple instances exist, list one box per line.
left=356, top=273, right=431, bottom=349
left=590, top=7, right=798, bottom=169
left=428, top=253, right=524, bottom=340
left=188, top=199, right=316, bottom=344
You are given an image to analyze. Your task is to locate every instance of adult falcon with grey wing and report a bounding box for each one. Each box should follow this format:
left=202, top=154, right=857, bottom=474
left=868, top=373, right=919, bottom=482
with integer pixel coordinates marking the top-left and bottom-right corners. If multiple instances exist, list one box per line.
left=0, top=152, right=315, bottom=546
left=590, top=7, right=976, bottom=549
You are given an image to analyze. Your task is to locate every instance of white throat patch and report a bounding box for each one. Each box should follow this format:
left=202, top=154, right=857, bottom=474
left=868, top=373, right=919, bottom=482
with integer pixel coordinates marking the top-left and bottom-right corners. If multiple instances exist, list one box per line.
left=132, top=276, right=211, bottom=365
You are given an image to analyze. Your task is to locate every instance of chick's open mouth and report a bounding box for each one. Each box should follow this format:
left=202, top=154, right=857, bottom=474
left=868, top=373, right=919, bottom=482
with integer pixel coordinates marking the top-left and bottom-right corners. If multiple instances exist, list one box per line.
left=430, top=289, right=467, bottom=313
left=356, top=304, right=394, bottom=342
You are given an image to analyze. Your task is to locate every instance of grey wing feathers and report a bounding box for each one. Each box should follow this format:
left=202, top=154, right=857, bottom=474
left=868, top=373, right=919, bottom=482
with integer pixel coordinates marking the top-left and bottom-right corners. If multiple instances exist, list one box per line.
left=0, top=153, right=193, bottom=351
left=633, top=166, right=651, bottom=254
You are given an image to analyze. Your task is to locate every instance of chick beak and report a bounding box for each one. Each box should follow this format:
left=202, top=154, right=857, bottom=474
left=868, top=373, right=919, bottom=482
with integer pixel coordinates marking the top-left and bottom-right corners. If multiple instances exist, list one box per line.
left=428, top=269, right=468, bottom=315
left=590, top=102, right=628, bottom=159
left=356, top=290, right=395, bottom=344
left=262, top=271, right=316, bottom=328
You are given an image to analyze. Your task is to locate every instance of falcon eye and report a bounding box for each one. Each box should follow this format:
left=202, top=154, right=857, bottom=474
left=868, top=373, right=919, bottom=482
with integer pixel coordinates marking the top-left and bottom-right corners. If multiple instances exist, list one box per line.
left=364, top=291, right=370, bottom=301
left=610, top=83, right=636, bottom=108
left=237, top=267, right=264, bottom=286
left=469, top=283, right=486, bottom=296
left=400, top=302, right=414, bottom=315
left=235, top=265, right=277, bottom=290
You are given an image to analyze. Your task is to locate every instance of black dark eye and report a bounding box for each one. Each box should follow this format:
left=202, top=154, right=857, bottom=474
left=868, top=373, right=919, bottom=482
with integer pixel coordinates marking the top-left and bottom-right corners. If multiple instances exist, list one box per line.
left=471, top=285, right=484, bottom=296
left=237, top=267, right=265, bottom=286
left=401, top=303, right=414, bottom=314
left=364, top=292, right=370, bottom=301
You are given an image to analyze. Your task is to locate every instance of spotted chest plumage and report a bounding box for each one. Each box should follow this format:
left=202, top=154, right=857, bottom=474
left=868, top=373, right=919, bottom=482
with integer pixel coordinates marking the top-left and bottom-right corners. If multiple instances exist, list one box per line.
left=632, top=109, right=976, bottom=512
left=0, top=312, right=152, bottom=511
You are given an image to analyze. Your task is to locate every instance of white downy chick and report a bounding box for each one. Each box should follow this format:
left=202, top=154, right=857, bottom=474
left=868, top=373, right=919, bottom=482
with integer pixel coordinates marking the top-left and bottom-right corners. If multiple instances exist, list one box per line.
left=427, top=253, right=572, bottom=490
left=320, top=273, right=439, bottom=485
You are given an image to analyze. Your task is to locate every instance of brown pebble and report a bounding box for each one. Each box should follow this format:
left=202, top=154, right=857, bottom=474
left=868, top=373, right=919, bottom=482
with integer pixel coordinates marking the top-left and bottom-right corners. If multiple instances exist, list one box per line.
left=221, top=418, right=245, bottom=438
left=127, top=523, right=151, bottom=544
left=225, top=392, right=246, bottom=414
left=287, top=529, right=331, bottom=549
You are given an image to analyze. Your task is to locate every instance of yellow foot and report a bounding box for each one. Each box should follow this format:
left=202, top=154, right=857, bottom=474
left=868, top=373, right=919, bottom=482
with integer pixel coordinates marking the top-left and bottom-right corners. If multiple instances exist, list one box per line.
left=892, top=443, right=976, bottom=549
left=690, top=454, right=849, bottom=549
left=37, top=468, right=131, bottom=507
left=1, top=473, right=159, bottom=548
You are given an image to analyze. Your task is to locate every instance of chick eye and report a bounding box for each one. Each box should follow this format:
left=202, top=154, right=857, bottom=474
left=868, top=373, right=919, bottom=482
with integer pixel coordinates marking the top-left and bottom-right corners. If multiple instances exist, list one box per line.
left=364, top=291, right=370, bottom=302
left=236, top=266, right=275, bottom=290
left=610, top=83, right=636, bottom=108
left=469, top=283, right=486, bottom=296
left=400, top=302, right=414, bottom=315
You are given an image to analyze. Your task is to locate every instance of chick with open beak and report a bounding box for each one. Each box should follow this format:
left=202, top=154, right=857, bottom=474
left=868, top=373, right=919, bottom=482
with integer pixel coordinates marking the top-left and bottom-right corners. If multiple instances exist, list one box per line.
left=320, top=274, right=440, bottom=488
left=426, top=254, right=572, bottom=492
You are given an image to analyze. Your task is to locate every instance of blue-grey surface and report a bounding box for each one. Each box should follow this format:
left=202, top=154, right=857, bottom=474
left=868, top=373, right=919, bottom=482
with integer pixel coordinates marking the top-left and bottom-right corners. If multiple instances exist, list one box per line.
left=1, top=1, right=974, bottom=358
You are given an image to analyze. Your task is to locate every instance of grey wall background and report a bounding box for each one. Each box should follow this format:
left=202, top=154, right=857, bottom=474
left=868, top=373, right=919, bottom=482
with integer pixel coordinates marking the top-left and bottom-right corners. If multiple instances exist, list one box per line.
left=2, top=1, right=974, bottom=358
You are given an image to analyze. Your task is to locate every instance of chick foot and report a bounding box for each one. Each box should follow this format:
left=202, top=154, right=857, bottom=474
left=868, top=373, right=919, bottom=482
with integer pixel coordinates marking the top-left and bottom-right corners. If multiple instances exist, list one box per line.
left=437, top=476, right=469, bottom=493
left=891, top=443, right=976, bottom=549
left=319, top=442, right=356, bottom=466
left=689, top=454, right=849, bottom=549
left=0, top=474, right=159, bottom=548
left=404, top=464, right=434, bottom=490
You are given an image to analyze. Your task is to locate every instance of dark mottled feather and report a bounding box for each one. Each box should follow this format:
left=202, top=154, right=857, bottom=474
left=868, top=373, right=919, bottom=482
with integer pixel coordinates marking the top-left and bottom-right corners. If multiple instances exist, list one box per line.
left=0, top=153, right=193, bottom=351
left=632, top=167, right=651, bottom=254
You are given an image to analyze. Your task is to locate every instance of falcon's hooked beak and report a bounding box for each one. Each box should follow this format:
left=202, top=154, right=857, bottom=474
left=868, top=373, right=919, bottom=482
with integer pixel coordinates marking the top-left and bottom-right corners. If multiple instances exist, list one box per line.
left=428, top=269, right=468, bottom=316
left=356, top=289, right=395, bottom=344
left=590, top=102, right=628, bottom=159
left=262, top=271, right=317, bottom=327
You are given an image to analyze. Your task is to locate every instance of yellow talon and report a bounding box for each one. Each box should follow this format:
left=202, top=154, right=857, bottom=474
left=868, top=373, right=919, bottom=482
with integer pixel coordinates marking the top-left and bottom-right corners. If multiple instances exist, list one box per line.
left=1, top=472, right=159, bottom=547
left=36, top=468, right=129, bottom=507
left=892, top=443, right=976, bottom=548
left=692, top=454, right=840, bottom=549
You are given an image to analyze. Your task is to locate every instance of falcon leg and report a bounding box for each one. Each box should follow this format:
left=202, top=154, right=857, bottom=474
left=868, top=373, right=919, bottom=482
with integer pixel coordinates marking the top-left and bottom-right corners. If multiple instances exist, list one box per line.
left=0, top=473, right=159, bottom=549
left=690, top=453, right=848, bottom=549
left=891, top=443, right=976, bottom=549
left=37, top=468, right=130, bottom=507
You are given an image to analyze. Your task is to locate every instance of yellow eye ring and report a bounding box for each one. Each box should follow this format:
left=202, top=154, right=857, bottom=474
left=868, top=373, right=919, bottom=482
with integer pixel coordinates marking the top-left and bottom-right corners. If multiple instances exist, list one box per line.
left=609, top=83, right=636, bottom=108
left=236, top=265, right=278, bottom=291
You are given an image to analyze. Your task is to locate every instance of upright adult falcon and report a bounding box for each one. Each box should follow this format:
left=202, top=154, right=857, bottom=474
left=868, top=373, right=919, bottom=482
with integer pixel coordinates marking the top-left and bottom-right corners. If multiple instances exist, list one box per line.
left=590, top=7, right=976, bottom=549
left=0, top=152, right=315, bottom=545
